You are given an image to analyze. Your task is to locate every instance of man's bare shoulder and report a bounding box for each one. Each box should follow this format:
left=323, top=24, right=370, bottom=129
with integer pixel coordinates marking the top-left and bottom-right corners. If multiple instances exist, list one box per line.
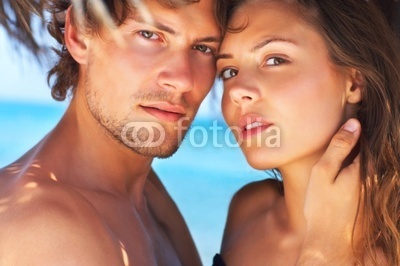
left=0, top=165, right=123, bottom=265
left=223, top=178, right=283, bottom=237
left=0, top=161, right=97, bottom=219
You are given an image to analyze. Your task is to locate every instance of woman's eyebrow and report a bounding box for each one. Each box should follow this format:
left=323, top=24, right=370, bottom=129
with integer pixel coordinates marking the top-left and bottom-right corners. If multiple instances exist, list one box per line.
left=216, top=37, right=297, bottom=62
left=215, top=53, right=233, bottom=62
left=251, top=37, right=298, bottom=52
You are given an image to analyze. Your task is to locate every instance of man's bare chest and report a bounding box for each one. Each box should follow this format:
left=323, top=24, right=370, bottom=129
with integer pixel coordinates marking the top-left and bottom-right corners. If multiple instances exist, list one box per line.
left=78, top=191, right=182, bottom=265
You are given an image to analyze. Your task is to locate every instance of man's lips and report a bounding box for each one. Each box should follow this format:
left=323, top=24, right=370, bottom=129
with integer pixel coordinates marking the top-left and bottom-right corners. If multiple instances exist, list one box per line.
left=143, top=102, right=186, bottom=114
left=141, top=102, right=186, bottom=122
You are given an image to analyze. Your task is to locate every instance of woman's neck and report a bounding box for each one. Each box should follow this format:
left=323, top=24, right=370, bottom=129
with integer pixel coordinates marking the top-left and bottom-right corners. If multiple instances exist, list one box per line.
left=278, top=159, right=317, bottom=232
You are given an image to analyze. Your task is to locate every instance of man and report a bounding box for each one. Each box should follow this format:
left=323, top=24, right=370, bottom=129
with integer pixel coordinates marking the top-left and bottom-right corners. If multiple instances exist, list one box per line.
left=1, top=0, right=220, bottom=264
left=0, top=0, right=362, bottom=265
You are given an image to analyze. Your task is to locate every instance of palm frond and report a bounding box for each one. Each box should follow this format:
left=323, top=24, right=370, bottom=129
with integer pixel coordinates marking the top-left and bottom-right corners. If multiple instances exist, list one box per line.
left=0, top=0, right=46, bottom=59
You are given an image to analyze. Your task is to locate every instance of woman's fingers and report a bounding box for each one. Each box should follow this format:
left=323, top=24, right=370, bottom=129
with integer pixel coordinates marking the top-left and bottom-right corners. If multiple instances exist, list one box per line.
left=311, top=118, right=361, bottom=185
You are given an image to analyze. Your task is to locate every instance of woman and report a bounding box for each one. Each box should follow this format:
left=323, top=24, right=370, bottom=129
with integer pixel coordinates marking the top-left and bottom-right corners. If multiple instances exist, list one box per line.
left=214, top=0, right=400, bottom=265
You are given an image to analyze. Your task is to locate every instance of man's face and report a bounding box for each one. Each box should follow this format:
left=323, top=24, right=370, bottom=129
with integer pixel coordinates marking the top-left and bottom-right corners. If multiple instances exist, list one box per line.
left=82, top=0, right=220, bottom=158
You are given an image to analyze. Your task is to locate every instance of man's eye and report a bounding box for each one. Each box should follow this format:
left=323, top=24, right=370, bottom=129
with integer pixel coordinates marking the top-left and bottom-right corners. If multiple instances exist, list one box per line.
left=138, top=30, right=160, bottom=40
left=193, top=45, right=213, bottom=54
left=265, top=57, right=287, bottom=66
left=219, top=68, right=238, bottom=81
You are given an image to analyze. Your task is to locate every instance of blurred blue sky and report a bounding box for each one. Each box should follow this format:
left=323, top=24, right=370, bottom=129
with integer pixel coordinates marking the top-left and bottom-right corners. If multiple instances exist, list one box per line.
left=0, top=27, right=56, bottom=103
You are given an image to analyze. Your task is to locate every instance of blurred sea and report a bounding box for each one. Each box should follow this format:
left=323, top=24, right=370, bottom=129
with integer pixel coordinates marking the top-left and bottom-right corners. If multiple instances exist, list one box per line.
left=0, top=100, right=268, bottom=264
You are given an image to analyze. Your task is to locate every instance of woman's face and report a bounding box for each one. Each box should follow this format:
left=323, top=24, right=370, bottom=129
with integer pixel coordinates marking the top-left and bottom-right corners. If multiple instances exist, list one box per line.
left=218, top=1, right=358, bottom=172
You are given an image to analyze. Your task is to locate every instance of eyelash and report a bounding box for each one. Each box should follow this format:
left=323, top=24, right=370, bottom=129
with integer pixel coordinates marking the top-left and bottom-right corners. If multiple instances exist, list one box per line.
left=264, top=56, right=287, bottom=66
left=193, top=45, right=215, bottom=55
left=218, top=68, right=238, bottom=81
left=218, top=56, right=288, bottom=81
left=138, top=30, right=162, bottom=41
left=137, top=31, right=216, bottom=56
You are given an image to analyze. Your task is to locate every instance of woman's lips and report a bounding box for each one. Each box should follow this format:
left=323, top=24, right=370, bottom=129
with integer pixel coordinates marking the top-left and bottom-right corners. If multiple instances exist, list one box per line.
left=242, top=123, right=273, bottom=139
left=238, top=115, right=273, bottom=139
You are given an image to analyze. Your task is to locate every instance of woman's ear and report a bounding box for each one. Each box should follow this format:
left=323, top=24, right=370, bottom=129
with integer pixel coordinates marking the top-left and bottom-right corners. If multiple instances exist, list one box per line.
left=346, top=69, right=364, bottom=104
left=64, top=7, right=89, bottom=65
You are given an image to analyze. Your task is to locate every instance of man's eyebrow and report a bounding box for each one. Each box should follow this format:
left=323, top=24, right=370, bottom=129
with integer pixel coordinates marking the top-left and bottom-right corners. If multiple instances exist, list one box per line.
left=195, top=36, right=222, bottom=43
left=127, top=14, right=221, bottom=43
left=128, top=14, right=178, bottom=36
left=251, top=37, right=297, bottom=52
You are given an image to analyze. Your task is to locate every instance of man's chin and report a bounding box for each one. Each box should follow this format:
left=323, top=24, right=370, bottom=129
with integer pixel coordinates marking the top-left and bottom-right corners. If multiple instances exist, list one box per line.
left=117, top=125, right=189, bottom=158
left=128, top=142, right=181, bottom=159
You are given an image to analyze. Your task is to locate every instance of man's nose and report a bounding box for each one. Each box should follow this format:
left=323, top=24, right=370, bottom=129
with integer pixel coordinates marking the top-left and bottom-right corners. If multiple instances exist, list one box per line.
left=157, top=52, right=194, bottom=93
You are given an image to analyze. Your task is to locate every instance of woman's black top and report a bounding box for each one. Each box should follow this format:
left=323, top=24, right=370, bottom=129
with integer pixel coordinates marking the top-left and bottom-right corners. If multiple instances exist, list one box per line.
left=212, top=254, right=226, bottom=266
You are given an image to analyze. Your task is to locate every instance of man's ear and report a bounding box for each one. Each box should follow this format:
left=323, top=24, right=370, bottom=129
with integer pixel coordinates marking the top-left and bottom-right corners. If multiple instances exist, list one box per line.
left=345, top=69, right=364, bottom=104
left=64, top=7, right=89, bottom=65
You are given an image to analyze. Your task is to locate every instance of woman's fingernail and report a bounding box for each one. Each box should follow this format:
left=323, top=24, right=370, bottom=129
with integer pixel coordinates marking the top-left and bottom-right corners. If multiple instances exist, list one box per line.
left=343, top=119, right=358, bottom=133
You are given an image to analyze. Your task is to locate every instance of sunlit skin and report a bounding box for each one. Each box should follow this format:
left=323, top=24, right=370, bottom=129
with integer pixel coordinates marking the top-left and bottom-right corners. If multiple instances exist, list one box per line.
left=0, top=0, right=220, bottom=265
left=217, top=1, right=363, bottom=265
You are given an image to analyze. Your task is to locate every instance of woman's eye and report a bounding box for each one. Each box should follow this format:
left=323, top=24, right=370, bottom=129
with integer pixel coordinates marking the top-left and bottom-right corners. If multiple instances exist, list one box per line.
left=138, top=30, right=160, bottom=40
left=265, top=57, right=286, bottom=66
left=193, top=45, right=213, bottom=54
left=220, top=68, right=238, bottom=80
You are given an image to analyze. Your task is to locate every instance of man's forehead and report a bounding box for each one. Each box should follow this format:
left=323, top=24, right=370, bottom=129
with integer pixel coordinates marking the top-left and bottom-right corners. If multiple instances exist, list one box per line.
left=137, top=0, right=208, bottom=11
left=127, top=0, right=220, bottom=36
left=151, top=0, right=200, bottom=8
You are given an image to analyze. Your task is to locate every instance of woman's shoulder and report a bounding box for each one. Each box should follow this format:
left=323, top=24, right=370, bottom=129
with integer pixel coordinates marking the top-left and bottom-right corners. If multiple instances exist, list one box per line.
left=230, top=178, right=283, bottom=211
left=223, top=179, right=283, bottom=232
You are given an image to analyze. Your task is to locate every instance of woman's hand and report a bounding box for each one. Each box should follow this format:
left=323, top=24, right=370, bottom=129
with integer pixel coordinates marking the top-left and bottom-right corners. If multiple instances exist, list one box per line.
left=298, top=118, right=362, bottom=265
